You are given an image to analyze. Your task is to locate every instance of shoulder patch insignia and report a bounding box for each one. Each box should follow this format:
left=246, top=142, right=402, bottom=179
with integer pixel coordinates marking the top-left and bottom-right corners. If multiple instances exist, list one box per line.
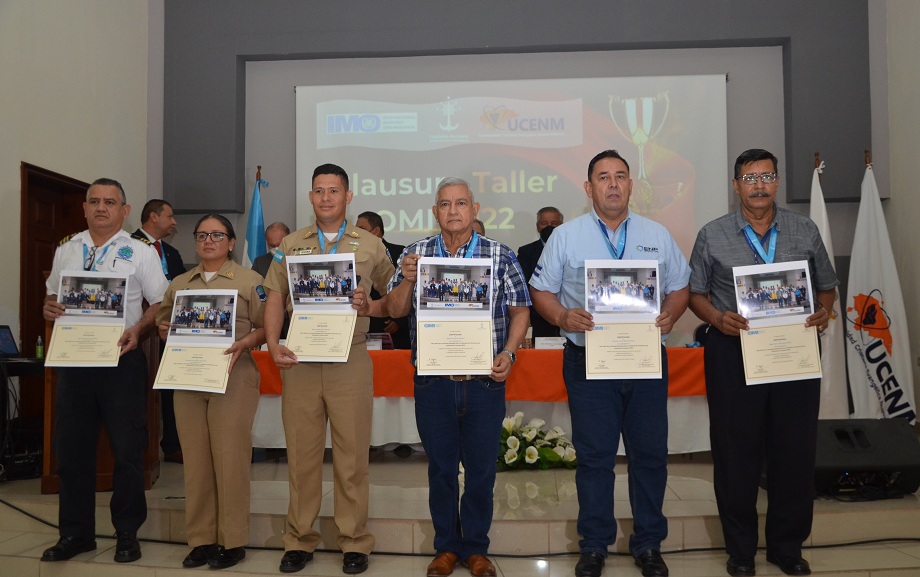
left=256, top=285, right=267, bottom=302
left=58, top=233, right=75, bottom=246
left=130, top=231, right=153, bottom=245
left=348, top=230, right=360, bottom=238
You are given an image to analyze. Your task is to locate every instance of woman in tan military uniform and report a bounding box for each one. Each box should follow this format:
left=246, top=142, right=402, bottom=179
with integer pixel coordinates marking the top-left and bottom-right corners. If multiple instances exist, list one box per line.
left=156, top=214, right=265, bottom=570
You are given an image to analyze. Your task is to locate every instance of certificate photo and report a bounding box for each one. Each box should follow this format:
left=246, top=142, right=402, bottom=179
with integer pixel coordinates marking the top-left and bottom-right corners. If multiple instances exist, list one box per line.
left=585, top=261, right=660, bottom=316
left=167, top=291, right=238, bottom=340
left=417, top=259, right=493, bottom=313
left=286, top=254, right=356, bottom=307
left=733, top=260, right=814, bottom=325
left=58, top=272, right=127, bottom=320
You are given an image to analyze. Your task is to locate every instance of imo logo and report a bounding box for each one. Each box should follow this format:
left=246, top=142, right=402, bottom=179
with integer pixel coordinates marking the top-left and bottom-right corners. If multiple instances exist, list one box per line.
left=326, top=114, right=381, bottom=134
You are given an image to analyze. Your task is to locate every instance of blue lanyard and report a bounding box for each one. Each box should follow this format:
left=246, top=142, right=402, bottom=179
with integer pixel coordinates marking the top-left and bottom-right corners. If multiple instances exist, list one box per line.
left=157, top=242, right=169, bottom=277
left=742, top=224, right=777, bottom=264
left=436, top=230, right=479, bottom=258
left=317, top=221, right=348, bottom=254
left=596, top=218, right=628, bottom=260
left=82, top=242, right=115, bottom=271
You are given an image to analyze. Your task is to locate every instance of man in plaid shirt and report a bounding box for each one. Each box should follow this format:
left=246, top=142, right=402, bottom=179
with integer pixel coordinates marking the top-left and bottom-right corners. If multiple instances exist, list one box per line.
left=387, top=177, right=530, bottom=577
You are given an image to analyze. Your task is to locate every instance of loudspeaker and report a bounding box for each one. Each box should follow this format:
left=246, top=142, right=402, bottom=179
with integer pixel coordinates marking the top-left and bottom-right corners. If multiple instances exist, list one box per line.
left=815, top=418, right=920, bottom=497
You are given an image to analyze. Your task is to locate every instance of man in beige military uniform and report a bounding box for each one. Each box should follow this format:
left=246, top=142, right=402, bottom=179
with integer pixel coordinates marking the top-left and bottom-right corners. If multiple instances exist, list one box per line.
left=263, top=163, right=395, bottom=575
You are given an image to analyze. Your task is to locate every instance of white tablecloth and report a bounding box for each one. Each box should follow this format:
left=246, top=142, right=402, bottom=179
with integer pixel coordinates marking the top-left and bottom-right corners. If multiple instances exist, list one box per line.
left=251, top=395, right=710, bottom=455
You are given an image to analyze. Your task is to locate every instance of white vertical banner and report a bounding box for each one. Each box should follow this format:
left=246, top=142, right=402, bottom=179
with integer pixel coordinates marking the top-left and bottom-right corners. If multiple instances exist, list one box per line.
left=844, top=166, right=916, bottom=423
left=808, top=163, right=848, bottom=419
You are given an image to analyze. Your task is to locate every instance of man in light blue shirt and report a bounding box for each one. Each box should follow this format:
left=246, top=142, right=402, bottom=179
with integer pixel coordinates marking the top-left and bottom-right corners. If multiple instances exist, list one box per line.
left=530, top=150, right=689, bottom=577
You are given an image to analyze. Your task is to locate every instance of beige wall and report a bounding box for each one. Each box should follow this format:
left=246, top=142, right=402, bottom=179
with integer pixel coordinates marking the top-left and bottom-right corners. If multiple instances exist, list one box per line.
left=887, top=0, right=920, bottom=403
left=0, top=1, right=150, bottom=336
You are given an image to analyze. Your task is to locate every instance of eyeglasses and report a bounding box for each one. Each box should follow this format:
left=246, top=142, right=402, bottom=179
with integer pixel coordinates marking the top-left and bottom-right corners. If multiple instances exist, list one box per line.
left=193, top=232, right=228, bottom=242
left=737, top=173, right=778, bottom=185
left=83, top=246, right=98, bottom=271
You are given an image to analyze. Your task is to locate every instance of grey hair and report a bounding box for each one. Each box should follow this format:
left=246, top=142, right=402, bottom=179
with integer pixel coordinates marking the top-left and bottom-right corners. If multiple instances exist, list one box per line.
left=435, top=177, right=474, bottom=203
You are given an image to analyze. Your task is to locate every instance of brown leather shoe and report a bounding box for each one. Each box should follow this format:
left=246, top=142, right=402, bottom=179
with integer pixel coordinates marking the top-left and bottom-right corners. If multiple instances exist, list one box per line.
left=427, top=551, right=458, bottom=577
left=464, top=554, right=496, bottom=577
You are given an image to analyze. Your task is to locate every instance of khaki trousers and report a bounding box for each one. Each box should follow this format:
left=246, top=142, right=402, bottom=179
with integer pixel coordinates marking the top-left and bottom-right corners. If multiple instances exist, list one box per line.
left=174, top=353, right=260, bottom=549
left=281, top=343, right=375, bottom=554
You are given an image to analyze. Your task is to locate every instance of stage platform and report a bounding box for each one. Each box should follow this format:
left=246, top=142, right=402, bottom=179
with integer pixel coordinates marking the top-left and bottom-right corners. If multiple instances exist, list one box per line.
left=1, top=450, right=919, bottom=576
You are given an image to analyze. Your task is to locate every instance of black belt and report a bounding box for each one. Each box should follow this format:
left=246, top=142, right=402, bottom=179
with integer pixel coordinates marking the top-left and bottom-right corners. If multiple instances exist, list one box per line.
left=565, top=338, right=584, bottom=350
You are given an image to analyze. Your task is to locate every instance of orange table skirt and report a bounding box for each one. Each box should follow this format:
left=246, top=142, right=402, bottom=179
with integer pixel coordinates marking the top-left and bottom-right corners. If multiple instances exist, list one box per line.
left=254, top=347, right=705, bottom=400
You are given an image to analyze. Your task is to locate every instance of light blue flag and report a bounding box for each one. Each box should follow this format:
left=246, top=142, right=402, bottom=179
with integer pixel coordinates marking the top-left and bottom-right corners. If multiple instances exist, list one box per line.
left=244, top=178, right=268, bottom=267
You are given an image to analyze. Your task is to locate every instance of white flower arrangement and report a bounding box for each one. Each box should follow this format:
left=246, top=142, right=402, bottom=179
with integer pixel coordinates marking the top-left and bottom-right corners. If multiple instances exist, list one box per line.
left=498, top=412, right=577, bottom=471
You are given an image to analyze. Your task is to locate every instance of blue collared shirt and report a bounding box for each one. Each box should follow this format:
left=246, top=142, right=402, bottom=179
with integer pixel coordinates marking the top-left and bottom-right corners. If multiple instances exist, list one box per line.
left=529, top=209, right=690, bottom=346
left=389, top=233, right=532, bottom=363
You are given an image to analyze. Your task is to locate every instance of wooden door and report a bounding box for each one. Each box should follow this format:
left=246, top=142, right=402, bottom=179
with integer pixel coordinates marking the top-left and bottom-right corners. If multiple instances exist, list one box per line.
left=19, top=164, right=86, bottom=418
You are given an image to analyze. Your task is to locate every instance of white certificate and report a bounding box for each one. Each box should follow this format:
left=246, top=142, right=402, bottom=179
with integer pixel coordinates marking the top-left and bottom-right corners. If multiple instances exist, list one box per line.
left=46, top=270, right=129, bottom=367
left=732, top=260, right=822, bottom=385
left=153, top=345, right=232, bottom=393
left=740, top=324, right=822, bottom=385
left=45, top=323, right=124, bottom=367
left=585, top=322, right=662, bottom=379
left=153, top=288, right=239, bottom=391
left=416, top=319, right=494, bottom=375
left=286, top=312, right=357, bottom=362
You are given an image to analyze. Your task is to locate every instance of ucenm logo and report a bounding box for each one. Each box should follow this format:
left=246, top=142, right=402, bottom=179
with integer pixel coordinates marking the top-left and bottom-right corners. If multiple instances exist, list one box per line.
left=846, top=289, right=916, bottom=421
left=479, top=105, right=564, bottom=132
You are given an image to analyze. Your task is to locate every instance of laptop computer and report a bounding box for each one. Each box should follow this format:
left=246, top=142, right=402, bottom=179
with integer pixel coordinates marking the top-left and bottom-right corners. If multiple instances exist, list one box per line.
left=0, top=325, right=42, bottom=363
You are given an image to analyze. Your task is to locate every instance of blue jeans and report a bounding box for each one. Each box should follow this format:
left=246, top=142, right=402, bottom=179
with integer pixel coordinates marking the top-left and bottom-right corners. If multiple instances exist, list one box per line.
left=563, top=342, right=669, bottom=557
left=414, top=374, right=506, bottom=559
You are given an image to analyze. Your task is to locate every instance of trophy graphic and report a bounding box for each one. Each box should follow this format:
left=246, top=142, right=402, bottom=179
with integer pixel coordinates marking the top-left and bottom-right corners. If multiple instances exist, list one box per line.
left=608, top=92, right=671, bottom=212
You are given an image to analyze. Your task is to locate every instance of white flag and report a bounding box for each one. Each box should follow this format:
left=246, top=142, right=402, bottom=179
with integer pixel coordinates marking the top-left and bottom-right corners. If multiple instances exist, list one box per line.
left=845, top=166, right=916, bottom=423
left=808, top=164, right=848, bottom=419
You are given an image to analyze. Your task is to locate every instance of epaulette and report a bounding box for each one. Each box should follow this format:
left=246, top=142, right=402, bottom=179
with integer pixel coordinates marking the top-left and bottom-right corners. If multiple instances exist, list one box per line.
left=303, top=230, right=318, bottom=239
left=58, top=233, right=76, bottom=246
left=348, top=230, right=361, bottom=238
left=130, top=231, right=153, bottom=245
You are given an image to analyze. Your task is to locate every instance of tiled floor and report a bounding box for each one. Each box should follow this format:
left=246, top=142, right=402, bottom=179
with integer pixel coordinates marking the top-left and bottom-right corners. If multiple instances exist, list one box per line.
left=0, top=450, right=919, bottom=576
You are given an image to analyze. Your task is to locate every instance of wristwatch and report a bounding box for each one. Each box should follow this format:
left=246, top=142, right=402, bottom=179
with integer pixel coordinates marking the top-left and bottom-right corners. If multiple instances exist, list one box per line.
left=501, top=348, right=517, bottom=365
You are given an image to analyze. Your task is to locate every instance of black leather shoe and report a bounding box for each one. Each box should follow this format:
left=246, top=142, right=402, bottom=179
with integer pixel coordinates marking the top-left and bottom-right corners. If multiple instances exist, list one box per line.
left=343, top=551, right=369, bottom=574
left=209, top=546, right=246, bottom=569
left=575, top=551, right=605, bottom=577
left=114, top=531, right=141, bottom=563
left=766, top=553, right=810, bottom=576
left=280, top=549, right=314, bottom=573
left=727, top=556, right=756, bottom=576
left=40, top=536, right=97, bottom=562
left=634, top=549, right=669, bottom=577
left=183, top=543, right=219, bottom=568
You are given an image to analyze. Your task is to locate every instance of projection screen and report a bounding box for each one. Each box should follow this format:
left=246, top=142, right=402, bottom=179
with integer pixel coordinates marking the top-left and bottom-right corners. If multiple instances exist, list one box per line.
left=295, top=74, right=727, bottom=256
